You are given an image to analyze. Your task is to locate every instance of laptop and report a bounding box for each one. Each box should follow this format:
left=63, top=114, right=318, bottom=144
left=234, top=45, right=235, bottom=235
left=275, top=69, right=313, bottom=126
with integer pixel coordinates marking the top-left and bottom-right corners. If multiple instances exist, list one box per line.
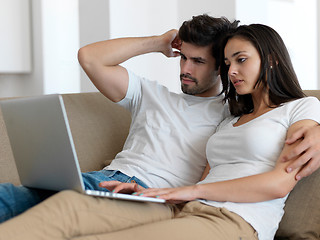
left=0, top=94, right=165, bottom=204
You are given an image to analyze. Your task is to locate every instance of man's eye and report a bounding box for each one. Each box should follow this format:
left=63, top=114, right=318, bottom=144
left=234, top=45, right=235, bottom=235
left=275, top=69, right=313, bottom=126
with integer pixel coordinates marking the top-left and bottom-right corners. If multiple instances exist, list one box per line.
left=193, top=58, right=206, bottom=64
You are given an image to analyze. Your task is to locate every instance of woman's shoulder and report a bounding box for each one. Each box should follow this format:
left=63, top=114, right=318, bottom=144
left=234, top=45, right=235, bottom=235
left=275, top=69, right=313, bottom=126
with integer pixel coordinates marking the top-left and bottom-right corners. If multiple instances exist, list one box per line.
left=284, top=96, right=320, bottom=108
left=282, top=96, right=320, bottom=124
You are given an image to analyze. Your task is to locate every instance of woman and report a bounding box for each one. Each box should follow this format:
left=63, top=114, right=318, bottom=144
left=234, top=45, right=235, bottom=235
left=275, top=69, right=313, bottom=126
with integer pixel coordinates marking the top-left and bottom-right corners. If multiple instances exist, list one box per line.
left=1, top=24, right=320, bottom=240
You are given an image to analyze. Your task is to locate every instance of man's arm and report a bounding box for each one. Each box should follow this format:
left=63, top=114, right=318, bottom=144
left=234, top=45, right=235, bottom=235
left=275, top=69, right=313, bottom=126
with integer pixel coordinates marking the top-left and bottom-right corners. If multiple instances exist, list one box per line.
left=77, top=29, right=181, bottom=102
left=282, top=124, right=320, bottom=180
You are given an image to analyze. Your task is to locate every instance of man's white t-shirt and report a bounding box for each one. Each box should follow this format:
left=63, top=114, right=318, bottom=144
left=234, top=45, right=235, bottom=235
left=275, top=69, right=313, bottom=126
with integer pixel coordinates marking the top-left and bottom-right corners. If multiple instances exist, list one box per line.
left=105, top=70, right=228, bottom=188
left=199, top=97, right=320, bottom=240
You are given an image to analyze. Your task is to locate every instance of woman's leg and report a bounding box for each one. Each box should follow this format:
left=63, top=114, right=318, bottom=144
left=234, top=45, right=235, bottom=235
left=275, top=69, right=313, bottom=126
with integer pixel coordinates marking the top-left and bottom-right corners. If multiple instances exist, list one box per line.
left=0, top=190, right=174, bottom=240
left=72, top=201, right=258, bottom=240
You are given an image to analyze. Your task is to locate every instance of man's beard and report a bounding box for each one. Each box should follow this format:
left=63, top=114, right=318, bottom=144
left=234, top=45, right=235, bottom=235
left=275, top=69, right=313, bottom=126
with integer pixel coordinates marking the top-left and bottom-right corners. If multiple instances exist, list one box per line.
left=180, top=74, right=206, bottom=95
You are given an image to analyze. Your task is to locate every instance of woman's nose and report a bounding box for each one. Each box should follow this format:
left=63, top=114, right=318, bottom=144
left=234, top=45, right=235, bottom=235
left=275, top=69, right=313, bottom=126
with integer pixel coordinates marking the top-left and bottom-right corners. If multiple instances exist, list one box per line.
left=228, top=64, right=237, bottom=77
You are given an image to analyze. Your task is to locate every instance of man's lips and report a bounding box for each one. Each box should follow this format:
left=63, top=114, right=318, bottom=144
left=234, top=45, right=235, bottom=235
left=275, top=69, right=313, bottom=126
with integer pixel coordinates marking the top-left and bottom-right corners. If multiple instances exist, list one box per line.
left=181, top=78, right=195, bottom=84
left=180, top=74, right=198, bottom=85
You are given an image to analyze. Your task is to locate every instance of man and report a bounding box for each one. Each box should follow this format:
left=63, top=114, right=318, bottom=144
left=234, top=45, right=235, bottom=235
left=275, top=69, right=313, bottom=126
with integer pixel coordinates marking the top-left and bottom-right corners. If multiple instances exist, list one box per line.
left=0, top=15, right=319, bottom=226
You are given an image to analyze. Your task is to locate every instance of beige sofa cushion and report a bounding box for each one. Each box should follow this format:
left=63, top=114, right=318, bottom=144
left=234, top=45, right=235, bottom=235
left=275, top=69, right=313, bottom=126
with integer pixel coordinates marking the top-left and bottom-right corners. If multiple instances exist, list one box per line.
left=62, top=93, right=131, bottom=172
left=0, top=107, right=19, bottom=185
left=275, top=168, right=320, bottom=239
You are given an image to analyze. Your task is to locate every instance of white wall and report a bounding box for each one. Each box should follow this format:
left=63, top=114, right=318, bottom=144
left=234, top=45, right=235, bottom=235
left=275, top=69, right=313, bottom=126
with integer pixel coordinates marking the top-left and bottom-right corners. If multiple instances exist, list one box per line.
left=79, top=0, right=109, bottom=92
left=270, top=0, right=317, bottom=90
left=0, top=0, right=108, bottom=98
left=178, top=0, right=236, bottom=24
left=0, top=0, right=319, bottom=98
left=0, top=0, right=44, bottom=98
left=41, top=0, right=80, bottom=94
left=0, top=0, right=31, bottom=73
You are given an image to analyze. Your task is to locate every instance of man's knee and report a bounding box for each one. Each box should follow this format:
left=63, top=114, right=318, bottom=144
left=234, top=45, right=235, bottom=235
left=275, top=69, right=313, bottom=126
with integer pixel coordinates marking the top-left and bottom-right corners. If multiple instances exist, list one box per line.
left=48, top=190, right=82, bottom=204
left=43, top=190, right=92, bottom=212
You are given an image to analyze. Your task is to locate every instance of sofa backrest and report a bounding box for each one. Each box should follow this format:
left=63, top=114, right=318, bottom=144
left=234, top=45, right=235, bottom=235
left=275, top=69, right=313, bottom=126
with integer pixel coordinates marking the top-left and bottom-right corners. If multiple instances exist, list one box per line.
left=0, top=103, right=18, bottom=184
left=0, top=92, right=131, bottom=185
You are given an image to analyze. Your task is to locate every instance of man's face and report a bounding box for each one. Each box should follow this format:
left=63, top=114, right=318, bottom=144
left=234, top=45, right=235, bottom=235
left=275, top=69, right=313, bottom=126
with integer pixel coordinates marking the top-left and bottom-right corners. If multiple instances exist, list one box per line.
left=179, top=42, right=220, bottom=97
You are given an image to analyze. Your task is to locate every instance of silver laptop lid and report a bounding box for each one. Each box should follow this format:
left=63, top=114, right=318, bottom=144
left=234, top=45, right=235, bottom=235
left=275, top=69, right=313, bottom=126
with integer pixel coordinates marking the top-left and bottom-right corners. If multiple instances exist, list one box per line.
left=0, top=94, right=85, bottom=192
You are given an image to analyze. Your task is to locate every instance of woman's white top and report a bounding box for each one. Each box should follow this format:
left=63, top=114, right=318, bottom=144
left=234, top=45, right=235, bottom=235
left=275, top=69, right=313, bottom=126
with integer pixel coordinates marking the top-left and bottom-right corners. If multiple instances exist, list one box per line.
left=199, top=97, right=320, bottom=240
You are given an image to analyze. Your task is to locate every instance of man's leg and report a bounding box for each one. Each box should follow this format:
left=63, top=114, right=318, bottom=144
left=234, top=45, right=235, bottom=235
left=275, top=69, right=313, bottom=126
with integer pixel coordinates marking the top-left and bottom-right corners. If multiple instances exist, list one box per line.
left=82, top=170, right=149, bottom=190
left=0, top=190, right=174, bottom=240
left=0, top=183, right=55, bottom=223
left=0, top=169, right=147, bottom=223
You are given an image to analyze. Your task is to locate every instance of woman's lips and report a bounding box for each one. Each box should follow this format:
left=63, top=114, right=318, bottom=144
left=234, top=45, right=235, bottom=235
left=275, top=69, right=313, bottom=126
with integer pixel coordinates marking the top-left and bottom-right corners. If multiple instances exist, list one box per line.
left=233, top=79, right=244, bottom=86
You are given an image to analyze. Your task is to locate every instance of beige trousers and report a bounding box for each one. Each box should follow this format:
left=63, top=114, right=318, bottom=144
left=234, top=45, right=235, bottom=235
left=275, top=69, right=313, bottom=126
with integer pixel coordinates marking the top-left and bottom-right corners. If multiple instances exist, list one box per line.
left=0, top=190, right=258, bottom=240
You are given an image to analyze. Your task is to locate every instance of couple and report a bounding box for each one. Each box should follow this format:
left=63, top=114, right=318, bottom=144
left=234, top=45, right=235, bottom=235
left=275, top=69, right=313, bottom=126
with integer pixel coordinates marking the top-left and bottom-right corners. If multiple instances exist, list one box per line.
left=1, top=15, right=320, bottom=240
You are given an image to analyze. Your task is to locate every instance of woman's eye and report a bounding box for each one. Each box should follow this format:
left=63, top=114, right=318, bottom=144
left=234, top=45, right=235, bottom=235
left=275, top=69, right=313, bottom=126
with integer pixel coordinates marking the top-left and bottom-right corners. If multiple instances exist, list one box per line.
left=238, top=58, right=246, bottom=63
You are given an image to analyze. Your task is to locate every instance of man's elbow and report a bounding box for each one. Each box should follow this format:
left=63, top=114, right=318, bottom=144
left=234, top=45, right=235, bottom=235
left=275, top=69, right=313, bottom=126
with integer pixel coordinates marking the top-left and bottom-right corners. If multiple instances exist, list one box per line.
left=78, top=46, right=93, bottom=70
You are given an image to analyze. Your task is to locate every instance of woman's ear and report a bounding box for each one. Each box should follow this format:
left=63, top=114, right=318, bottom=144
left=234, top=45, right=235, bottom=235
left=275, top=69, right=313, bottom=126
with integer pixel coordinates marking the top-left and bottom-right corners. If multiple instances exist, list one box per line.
left=268, top=54, right=278, bottom=69
left=268, top=55, right=273, bottom=69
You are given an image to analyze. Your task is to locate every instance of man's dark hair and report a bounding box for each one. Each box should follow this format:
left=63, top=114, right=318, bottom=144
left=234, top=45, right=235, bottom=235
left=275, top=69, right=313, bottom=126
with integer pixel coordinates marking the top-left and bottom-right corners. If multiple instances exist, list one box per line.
left=179, top=14, right=239, bottom=69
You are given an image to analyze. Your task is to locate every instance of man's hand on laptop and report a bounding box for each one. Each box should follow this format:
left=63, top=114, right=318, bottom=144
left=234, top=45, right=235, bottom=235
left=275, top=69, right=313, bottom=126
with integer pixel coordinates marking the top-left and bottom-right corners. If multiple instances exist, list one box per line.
left=99, top=181, right=145, bottom=194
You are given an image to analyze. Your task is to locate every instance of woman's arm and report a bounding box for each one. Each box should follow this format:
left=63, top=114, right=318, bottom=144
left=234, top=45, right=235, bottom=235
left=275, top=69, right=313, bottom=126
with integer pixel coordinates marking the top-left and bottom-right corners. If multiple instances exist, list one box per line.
left=138, top=119, right=318, bottom=203
left=283, top=124, right=320, bottom=180
left=100, top=162, right=211, bottom=195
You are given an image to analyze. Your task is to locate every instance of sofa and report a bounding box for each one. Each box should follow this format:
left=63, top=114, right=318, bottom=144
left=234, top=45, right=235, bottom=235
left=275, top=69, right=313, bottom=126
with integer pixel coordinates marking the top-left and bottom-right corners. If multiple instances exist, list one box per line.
left=0, top=91, right=319, bottom=239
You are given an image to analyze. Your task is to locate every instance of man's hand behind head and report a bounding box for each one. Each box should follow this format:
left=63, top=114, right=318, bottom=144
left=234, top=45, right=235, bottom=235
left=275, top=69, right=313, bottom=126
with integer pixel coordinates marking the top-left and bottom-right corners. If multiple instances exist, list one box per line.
left=160, top=29, right=181, bottom=58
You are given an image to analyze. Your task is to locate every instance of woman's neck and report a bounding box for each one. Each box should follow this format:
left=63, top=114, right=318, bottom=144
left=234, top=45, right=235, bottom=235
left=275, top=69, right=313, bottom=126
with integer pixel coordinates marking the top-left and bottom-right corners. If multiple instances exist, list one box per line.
left=233, top=90, right=274, bottom=127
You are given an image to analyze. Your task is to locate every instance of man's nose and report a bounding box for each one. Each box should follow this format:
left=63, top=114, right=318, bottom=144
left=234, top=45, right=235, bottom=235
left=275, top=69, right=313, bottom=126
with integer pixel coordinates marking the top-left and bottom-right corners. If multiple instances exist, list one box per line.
left=181, top=60, right=193, bottom=75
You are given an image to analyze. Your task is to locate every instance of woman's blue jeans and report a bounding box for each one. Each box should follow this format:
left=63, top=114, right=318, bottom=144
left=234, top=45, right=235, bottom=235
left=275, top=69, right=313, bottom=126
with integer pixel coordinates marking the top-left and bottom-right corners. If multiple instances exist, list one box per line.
left=0, top=170, right=148, bottom=223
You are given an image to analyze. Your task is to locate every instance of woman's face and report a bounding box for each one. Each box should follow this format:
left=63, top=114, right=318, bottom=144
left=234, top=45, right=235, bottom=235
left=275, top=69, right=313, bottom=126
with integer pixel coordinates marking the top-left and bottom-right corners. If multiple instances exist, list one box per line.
left=224, top=37, right=262, bottom=96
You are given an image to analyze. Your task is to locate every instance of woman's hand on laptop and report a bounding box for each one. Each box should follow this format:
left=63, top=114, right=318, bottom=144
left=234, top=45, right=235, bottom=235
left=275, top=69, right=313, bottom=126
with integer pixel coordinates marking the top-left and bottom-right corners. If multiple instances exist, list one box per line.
left=99, top=180, right=145, bottom=194
left=132, top=185, right=198, bottom=204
